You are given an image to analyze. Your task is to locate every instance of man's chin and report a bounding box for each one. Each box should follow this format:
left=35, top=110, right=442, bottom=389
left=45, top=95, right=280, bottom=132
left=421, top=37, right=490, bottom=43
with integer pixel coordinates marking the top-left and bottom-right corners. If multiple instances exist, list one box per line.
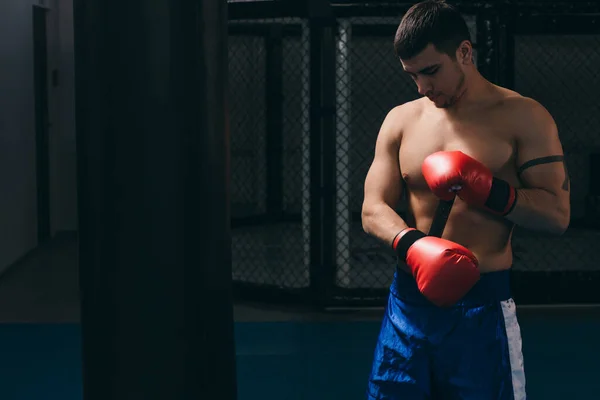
left=430, top=96, right=449, bottom=108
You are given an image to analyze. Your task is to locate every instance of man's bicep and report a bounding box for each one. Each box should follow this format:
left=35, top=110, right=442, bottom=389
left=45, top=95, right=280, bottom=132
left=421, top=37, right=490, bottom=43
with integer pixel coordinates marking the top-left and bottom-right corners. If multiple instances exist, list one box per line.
left=515, top=102, right=569, bottom=194
left=364, top=153, right=402, bottom=208
left=363, top=118, right=403, bottom=208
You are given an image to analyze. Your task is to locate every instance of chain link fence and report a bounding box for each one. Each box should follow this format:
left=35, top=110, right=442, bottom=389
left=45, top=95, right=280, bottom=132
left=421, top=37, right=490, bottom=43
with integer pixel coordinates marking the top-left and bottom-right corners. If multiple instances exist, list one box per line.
left=511, top=33, right=600, bottom=274
left=229, top=18, right=311, bottom=293
left=228, top=1, right=600, bottom=306
left=334, top=18, right=414, bottom=293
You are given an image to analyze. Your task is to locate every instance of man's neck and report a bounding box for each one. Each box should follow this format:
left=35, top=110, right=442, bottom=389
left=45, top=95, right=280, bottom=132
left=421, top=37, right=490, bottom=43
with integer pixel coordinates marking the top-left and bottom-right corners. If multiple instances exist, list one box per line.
left=447, top=71, right=493, bottom=112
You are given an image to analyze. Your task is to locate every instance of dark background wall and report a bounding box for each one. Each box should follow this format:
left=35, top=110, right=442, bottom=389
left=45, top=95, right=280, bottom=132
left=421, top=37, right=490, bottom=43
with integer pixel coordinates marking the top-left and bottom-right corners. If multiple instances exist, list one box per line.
left=0, top=0, right=77, bottom=274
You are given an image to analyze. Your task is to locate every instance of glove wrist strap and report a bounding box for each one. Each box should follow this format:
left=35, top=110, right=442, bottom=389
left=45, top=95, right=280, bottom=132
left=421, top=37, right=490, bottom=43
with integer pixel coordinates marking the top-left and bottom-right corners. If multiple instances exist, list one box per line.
left=486, top=177, right=517, bottom=215
left=393, top=228, right=426, bottom=261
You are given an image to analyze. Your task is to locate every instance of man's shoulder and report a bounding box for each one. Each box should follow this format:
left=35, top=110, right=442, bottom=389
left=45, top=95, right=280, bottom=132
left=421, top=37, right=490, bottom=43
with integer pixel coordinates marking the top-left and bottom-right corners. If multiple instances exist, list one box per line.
left=385, top=98, right=426, bottom=126
left=495, top=88, right=551, bottom=118
left=379, top=99, right=426, bottom=144
left=494, top=89, right=557, bottom=140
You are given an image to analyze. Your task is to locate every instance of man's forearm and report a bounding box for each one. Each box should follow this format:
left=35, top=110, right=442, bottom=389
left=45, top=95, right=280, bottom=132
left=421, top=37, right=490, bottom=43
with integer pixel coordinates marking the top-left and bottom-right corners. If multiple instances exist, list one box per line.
left=362, top=204, right=409, bottom=246
left=506, top=188, right=570, bottom=234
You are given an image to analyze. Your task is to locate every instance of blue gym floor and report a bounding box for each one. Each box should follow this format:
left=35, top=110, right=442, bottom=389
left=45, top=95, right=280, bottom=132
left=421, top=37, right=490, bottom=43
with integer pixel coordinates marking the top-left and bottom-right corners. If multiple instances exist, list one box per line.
left=0, top=234, right=599, bottom=399
left=1, top=315, right=599, bottom=399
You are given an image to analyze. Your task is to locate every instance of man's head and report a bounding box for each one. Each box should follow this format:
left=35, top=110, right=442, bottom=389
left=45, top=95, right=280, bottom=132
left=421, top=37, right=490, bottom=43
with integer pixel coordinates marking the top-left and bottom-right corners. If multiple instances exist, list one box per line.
left=394, top=0, right=474, bottom=108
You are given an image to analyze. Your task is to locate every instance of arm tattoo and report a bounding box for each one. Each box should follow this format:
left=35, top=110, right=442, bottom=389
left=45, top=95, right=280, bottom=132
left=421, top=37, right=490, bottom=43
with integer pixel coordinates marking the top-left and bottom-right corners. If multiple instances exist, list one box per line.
left=517, top=155, right=564, bottom=175
left=562, top=162, right=570, bottom=191
left=516, top=155, right=570, bottom=191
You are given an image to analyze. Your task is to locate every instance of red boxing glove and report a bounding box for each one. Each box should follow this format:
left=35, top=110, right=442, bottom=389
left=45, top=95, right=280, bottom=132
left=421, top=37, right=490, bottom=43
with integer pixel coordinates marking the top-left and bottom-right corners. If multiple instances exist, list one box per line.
left=393, top=228, right=480, bottom=307
left=422, top=151, right=517, bottom=216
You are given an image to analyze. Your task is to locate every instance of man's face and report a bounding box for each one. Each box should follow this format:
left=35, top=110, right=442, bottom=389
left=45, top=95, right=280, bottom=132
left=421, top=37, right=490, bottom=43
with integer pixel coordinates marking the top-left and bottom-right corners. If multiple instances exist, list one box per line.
left=400, top=43, right=466, bottom=108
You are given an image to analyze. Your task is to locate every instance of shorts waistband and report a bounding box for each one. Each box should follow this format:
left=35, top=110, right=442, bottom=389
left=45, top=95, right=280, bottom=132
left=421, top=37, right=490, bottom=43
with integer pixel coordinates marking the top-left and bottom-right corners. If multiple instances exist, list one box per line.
left=390, top=267, right=512, bottom=307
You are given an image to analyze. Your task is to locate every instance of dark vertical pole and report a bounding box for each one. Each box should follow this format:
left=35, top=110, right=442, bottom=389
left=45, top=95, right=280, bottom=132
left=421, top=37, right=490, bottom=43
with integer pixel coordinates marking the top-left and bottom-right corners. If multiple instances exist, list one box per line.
left=308, top=2, right=323, bottom=306
left=308, top=0, right=332, bottom=307
left=476, top=4, right=514, bottom=88
left=497, top=4, right=515, bottom=90
left=265, top=24, right=284, bottom=220
left=476, top=10, right=499, bottom=84
left=74, top=0, right=236, bottom=398
left=33, top=6, right=51, bottom=242
left=319, top=9, right=337, bottom=305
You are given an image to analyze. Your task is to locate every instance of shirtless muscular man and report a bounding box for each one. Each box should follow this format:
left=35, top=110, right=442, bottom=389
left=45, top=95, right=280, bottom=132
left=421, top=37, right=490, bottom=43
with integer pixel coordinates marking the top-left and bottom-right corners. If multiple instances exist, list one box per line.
left=362, top=1, right=570, bottom=399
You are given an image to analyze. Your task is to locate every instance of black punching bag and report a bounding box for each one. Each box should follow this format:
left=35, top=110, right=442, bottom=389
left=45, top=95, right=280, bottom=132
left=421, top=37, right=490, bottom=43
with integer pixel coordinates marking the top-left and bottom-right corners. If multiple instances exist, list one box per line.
left=74, top=0, right=237, bottom=398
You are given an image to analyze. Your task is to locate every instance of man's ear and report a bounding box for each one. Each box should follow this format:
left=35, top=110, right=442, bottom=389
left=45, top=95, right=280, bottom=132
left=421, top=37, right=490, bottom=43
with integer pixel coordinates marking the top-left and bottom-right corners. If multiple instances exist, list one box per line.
left=457, top=40, right=472, bottom=64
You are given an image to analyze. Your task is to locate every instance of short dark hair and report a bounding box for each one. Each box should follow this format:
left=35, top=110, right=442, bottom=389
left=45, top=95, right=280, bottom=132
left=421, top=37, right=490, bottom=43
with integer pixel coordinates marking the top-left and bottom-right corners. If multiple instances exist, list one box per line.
left=394, top=0, right=471, bottom=60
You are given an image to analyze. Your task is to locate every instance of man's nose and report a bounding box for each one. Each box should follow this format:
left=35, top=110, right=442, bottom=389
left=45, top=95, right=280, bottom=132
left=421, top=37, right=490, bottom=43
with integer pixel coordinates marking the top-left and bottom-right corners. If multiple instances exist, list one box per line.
left=416, top=77, right=432, bottom=96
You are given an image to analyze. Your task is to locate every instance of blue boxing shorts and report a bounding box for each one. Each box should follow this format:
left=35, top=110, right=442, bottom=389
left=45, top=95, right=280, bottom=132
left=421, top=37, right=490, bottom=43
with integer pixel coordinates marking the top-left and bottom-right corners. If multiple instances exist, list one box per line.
left=367, top=268, right=526, bottom=399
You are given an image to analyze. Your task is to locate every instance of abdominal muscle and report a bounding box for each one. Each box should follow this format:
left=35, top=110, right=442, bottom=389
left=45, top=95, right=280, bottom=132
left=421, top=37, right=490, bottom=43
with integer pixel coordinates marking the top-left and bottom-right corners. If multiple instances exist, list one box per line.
left=400, top=192, right=515, bottom=274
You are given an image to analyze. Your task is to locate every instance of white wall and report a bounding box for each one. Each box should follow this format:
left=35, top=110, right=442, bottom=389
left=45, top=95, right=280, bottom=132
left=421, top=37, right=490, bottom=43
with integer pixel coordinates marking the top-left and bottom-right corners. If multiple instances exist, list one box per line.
left=0, top=0, right=77, bottom=274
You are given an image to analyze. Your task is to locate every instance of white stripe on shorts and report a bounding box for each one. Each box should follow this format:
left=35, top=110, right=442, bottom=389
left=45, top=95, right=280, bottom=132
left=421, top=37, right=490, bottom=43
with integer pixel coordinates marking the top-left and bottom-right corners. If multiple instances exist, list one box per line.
left=501, top=299, right=527, bottom=400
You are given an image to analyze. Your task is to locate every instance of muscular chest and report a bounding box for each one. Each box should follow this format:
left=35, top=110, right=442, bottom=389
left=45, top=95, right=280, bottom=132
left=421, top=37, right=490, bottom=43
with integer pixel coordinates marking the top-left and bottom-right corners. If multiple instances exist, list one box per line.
left=399, top=115, right=516, bottom=191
